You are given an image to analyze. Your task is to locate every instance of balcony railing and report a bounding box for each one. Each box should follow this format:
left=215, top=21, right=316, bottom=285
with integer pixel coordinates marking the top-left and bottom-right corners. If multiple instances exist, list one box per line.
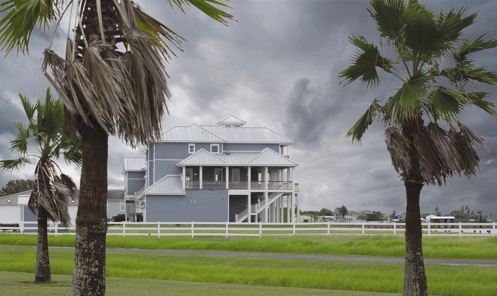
left=185, top=180, right=294, bottom=191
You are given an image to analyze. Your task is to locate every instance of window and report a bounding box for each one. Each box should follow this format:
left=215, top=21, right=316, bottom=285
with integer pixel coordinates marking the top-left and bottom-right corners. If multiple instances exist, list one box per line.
left=210, top=144, right=220, bottom=153
left=232, top=168, right=240, bottom=182
left=120, top=201, right=125, bottom=211
left=188, top=144, right=195, bottom=154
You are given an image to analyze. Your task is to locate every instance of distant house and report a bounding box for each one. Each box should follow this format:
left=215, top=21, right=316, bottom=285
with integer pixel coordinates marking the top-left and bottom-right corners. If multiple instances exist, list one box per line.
left=107, top=189, right=126, bottom=221
left=334, top=208, right=356, bottom=222
left=0, top=190, right=78, bottom=226
left=123, top=115, right=300, bottom=223
left=426, top=215, right=455, bottom=223
left=0, top=189, right=125, bottom=226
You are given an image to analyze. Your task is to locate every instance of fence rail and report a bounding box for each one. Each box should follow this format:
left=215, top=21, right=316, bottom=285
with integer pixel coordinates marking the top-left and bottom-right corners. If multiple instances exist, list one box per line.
left=1, top=221, right=496, bottom=238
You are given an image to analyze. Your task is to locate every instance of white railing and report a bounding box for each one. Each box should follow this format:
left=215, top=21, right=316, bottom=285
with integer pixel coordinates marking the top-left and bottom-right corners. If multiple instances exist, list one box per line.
left=1, top=222, right=496, bottom=238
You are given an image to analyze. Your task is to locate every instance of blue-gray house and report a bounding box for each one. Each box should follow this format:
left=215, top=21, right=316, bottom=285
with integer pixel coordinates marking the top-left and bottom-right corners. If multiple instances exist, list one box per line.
left=123, top=115, right=300, bottom=223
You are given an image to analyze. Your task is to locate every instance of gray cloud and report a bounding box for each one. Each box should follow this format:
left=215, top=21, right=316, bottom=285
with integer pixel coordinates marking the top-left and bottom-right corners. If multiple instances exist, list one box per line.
left=1, top=0, right=497, bottom=218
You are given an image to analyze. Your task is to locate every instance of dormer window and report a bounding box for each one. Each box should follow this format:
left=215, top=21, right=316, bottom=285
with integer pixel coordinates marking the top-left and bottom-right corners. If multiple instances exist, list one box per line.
left=210, top=144, right=220, bottom=153
left=188, top=144, right=195, bottom=154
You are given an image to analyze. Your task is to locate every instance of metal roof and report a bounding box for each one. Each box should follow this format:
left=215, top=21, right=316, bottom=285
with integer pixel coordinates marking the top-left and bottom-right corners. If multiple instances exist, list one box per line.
left=161, top=124, right=225, bottom=143
left=159, top=117, right=293, bottom=144
left=17, top=195, right=30, bottom=206
left=217, top=115, right=246, bottom=126
left=124, top=157, right=146, bottom=171
left=0, top=190, right=31, bottom=206
left=248, top=148, right=298, bottom=166
left=202, top=125, right=293, bottom=144
left=177, top=149, right=227, bottom=166
left=177, top=149, right=298, bottom=167
left=143, top=175, right=185, bottom=195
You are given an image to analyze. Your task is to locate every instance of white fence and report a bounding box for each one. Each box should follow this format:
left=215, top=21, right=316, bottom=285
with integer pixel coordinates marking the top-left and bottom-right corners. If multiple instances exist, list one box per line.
left=1, top=221, right=496, bottom=238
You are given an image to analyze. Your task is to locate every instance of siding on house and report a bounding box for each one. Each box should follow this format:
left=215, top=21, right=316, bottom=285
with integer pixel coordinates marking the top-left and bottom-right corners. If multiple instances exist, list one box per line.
left=154, top=160, right=182, bottom=181
left=127, top=179, right=145, bottom=194
left=224, top=143, right=279, bottom=152
left=145, top=190, right=229, bottom=222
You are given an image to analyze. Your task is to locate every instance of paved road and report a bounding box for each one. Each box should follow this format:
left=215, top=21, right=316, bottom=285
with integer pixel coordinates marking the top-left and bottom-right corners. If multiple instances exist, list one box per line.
left=105, top=248, right=497, bottom=267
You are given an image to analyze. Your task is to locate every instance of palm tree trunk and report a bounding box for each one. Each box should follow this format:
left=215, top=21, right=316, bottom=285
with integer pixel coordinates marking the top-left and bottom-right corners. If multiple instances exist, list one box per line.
left=403, top=182, right=428, bottom=295
left=402, top=118, right=428, bottom=295
left=71, top=123, right=108, bottom=295
left=35, top=207, right=51, bottom=283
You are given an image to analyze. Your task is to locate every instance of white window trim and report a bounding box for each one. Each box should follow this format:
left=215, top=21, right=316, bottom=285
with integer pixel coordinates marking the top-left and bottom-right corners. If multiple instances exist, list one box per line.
left=188, top=143, right=195, bottom=154
left=210, top=144, right=220, bottom=153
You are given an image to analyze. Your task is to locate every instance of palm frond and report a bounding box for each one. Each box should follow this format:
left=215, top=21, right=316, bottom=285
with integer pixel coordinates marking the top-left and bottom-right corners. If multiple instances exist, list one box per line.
left=384, top=71, right=430, bottom=123
left=427, top=88, right=463, bottom=123
left=412, top=126, right=448, bottom=185
left=10, top=122, right=30, bottom=155
left=339, top=34, right=392, bottom=87
left=0, top=0, right=55, bottom=55
left=0, top=158, right=31, bottom=172
left=461, top=92, right=497, bottom=116
left=367, top=0, right=405, bottom=40
left=119, top=26, right=171, bottom=146
left=166, top=0, right=234, bottom=25
left=347, top=99, right=381, bottom=143
left=454, top=34, right=497, bottom=63
left=82, top=40, right=129, bottom=132
left=384, top=127, right=411, bottom=179
left=132, top=3, right=184, bottom=58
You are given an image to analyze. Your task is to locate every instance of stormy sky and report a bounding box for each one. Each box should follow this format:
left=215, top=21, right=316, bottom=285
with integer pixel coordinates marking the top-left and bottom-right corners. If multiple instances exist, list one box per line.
left=0, top=0, right=496, bottom=217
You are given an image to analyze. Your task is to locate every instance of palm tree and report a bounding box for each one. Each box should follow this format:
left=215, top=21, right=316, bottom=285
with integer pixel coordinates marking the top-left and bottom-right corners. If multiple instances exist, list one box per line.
left=0, top=89, right=81, bottom=283
left=0, top=0, right=232, bottom=294
left=338, top=205, right=348, bottom=220
left=339, top=1, right=497, bottom=295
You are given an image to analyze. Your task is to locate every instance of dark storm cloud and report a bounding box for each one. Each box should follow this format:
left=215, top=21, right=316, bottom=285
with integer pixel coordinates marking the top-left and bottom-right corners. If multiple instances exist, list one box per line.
left=0, top=92, right=24, bottom=136
left=1, top=0, right=496, bottom=217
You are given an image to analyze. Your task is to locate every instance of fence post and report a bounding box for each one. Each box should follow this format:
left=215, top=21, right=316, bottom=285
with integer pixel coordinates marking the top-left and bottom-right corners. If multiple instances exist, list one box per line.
left=493, top=222, right=496, bottom=236
left=292, top=222, right=296, bottom=235
left=327, top=222, right=330, bottom=235
left=226, top=221, right=229, bottom=238
left=55, top=223, right=58, bottom=235
left=20, top=221, right=24, bottom=234
left=459, top=222, right=462, bottom=237
left=393, top=222, right=397, bottom=236
left=427, top=223, right=431, bottom=236
left=259, top=222, right=262, bottom=238
left=123, top=222, right=126, bottom=237
left=158, top=221, right=161, bottom=238
left=191, top=222, right=195, bottom=239
left=361, top=223, right=365, bottom=235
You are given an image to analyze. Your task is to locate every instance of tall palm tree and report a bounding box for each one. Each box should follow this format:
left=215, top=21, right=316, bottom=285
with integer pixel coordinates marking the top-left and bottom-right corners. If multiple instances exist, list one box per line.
left=0, top=89, right=81, bottom=283
left=339, top=1, right=497, bottom=295
left=0, top=0, right=232, bottom=294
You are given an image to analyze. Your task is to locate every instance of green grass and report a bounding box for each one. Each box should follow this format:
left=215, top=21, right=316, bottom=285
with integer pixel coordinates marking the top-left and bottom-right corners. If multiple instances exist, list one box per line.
left=0, top=271, right=399, bottom=296
left=1, top=234, right=497, bottom=295
left=1, top=233, right=496, bottom=260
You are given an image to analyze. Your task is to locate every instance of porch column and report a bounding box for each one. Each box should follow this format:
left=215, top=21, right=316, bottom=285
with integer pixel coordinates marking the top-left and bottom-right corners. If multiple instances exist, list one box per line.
left=247, top=195, right=251, bottom=223
left=226, top=166, right=229, bottom=189
left=290, top=192, right=295, bottom=223
left=247, top=167, right=251, bottom=223
left=199, top=166, right=203, bottom=189
left=286, top=195, right=291, bottom=223
left=296, top=193, right=300, bottom=223
left=182, top=166, right=186, bottom=190
left=248, top=167, right=251, bottom=190
left=264, top=191, right=268, bottom=223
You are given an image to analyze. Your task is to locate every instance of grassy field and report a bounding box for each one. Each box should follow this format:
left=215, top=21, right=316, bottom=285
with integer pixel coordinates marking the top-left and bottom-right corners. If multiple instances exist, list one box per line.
left=1, top=234, right=496, bottom=295
left=1, top=233, right=496, bottom=260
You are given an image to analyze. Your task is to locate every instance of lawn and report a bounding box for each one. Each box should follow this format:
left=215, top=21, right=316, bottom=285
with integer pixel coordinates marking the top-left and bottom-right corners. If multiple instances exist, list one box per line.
left=1, top=234, right=497, bottom=295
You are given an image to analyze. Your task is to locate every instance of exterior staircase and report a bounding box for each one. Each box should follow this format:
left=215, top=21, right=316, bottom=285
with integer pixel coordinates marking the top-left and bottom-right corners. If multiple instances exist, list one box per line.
left=235, top=192, right=284, bottom=222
